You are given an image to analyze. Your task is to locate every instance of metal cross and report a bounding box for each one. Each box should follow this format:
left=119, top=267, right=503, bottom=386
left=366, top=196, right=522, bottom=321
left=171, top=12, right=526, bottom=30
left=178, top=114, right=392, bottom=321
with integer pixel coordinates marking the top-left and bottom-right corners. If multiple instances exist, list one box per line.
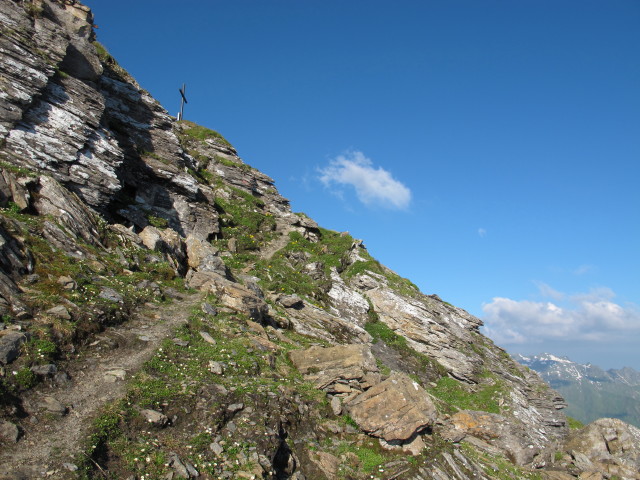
left=177, top=83, right=187, bottom=121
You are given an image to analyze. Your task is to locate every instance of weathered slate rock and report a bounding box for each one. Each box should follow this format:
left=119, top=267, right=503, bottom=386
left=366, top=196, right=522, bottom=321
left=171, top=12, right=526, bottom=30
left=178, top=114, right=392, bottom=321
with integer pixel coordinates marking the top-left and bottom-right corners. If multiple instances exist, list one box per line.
left=346, top=372, right=436, bottom=442
left=30, top=364, right=57, bottom=376
left=438, top=410, right=541, bottom=465
left=277, top=294, right=304, bottom=309
left=168, top=452, right=199, bottom=478
left=309, top=451, right=340, bottom=478
left=98, top=287, right=123, bottom=303
left=326, top=268, right=370, bottom=326
left=45, top=305, right=71, bottom=320
left=187, top=272, right=268, bottom=322
left=563, top=418, right=640, bottom=478
left=139, top=226, right=187, bottom=275
left=185, top=234, right=227, bottom=276
left=199, top=331, right=216, bottom=345
left=140, top=409, right=168, bottom=427
left=0, top=331, right=27, bottom=364
left=32, top=176, right=103, bottom=247
left=289, top=344, right=378, bottom=389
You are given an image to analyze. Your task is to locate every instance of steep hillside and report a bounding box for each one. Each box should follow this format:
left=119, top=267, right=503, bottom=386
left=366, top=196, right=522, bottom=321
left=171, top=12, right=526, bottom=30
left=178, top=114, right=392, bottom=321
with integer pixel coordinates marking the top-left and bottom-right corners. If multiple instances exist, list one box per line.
left=515, top=353, right=640, bottom=428
left=1, top=1, right=639, bottom=479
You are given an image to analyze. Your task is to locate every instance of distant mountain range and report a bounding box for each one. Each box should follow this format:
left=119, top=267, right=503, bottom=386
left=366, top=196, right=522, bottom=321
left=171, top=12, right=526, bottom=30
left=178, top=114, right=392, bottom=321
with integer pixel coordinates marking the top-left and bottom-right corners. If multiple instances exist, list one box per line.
left=513, top=353, right=640, bottom=428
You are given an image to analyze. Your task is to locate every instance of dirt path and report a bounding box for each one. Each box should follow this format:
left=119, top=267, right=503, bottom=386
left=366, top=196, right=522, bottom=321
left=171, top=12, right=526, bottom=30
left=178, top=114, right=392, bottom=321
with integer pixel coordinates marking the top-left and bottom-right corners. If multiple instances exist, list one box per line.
left=0, top=293, right=204, bottom=479
left=259, top=220, right=294, bottom=261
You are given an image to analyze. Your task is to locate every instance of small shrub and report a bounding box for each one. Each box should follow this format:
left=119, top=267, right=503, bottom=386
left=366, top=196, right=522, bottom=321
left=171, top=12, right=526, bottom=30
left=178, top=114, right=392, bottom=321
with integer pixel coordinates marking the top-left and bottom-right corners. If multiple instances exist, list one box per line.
left=2, top=202, right=21, bottom=215
left=14, top=368, right=37, bottom=389
left=147, top=215, right=168, bottom=229
left=429, top=376, right=503, bottom=414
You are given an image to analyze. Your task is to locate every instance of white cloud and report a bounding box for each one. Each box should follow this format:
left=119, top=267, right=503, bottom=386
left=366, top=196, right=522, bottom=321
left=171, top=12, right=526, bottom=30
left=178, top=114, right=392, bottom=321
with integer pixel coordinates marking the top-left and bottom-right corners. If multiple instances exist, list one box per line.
left=478, top=228, right=487, bottom=238
left=535, top=282, right=565, bottom=301
left=574, top=264, right=594, bottom=275
left=318, top=151, right=411, bottom=209
left=482, top=287, right=640, bottom=345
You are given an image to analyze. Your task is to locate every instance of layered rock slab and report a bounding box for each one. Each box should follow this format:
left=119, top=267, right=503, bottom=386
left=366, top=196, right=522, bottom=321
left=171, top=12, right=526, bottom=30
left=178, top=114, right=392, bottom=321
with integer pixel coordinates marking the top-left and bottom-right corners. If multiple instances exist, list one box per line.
left=290, top=344, right=437, bottom=448
left=346, top=372, right=437, bottom=442
left=288, top=344, right=378, bottom=390
left=438, top=410, right=541, bottom=465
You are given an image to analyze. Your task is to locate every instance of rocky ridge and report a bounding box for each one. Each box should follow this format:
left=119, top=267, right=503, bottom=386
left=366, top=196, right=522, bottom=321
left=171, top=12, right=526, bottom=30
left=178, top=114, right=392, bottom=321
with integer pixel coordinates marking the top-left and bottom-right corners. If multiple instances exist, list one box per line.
left=0, top=1, right=638, bottom=478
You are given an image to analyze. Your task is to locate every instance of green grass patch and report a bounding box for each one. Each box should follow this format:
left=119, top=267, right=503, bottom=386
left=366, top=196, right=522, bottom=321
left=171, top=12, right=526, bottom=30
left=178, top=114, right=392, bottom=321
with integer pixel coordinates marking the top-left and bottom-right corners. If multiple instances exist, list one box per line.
left=566, top=416, right=584, bottom=429
left=79, top=305, right=334, bottom=478
left=214, top=154, right=253, bottom=172
left=179, top=120, right=232, bottom=147
left=343, top=257, right=419, bottom=298
left=460, top=442, right=542, bottom=480
left=336, top=441, right=386, bottom=473
left=0, top=160, right=35, bottom=177
left=429, top=376, right=503, bottom=414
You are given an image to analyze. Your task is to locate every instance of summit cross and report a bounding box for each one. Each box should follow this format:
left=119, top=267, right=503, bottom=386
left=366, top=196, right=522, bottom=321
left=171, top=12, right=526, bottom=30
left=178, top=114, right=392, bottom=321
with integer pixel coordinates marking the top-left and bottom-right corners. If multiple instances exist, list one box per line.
left=177, top=83, right=187, bottom=121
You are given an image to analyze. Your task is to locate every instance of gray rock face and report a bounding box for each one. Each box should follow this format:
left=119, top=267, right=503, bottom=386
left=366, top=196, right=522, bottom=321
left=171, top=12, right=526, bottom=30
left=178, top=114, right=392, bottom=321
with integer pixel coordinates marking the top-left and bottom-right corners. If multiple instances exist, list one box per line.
left=326, top=268, right=370, bottom=327
left=364, top=284, right=482, bottom=381
left=0, top=217, right=33, bottom=316
left=32, top=176, right=104, bottom=248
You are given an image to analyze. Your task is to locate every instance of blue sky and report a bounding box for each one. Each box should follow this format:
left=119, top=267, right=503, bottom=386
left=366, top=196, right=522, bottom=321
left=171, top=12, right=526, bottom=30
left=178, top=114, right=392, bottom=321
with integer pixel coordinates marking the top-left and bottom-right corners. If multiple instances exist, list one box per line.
left=84, top=1, right=640, bottom=369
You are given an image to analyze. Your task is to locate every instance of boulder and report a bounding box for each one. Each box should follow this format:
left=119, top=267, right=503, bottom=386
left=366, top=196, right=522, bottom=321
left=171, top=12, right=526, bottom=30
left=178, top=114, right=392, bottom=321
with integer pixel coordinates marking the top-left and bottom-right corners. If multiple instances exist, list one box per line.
left=185, top=234, right=228, bottom=276
left=0, top=420, right=20, bottom=443
left=0, top=171, right=31, bottom=210
left=57, top=276, right=76, bottom=290
left=140, top=409, right=169, bottom=427
left=277, top=294, right=304, bottom=309
left=187, top=272, right=268, bottom=322
left=289, top=344, right=378, bottom=389
left=139, top=226, right=187, bottom=275
left=39, top=396, right=67, bottom=416
left=309, top=451, right=340, bottom=478
left=98, top=287, right=123, bottom=303
left=45, top=305, right=71, bottom=320
left=30, top=364, right=57, bottom=376
left=0, top=331, right=27, bottom=364
left=563, top=418, right=640, bottom=478
left=346, top=372, right=436, bottom=443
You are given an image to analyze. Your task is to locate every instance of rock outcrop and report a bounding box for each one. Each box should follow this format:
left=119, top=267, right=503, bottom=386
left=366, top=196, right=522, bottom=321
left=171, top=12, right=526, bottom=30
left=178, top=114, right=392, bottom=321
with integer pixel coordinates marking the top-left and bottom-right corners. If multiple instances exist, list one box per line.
left=0, top=1, right=636, bottom=479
